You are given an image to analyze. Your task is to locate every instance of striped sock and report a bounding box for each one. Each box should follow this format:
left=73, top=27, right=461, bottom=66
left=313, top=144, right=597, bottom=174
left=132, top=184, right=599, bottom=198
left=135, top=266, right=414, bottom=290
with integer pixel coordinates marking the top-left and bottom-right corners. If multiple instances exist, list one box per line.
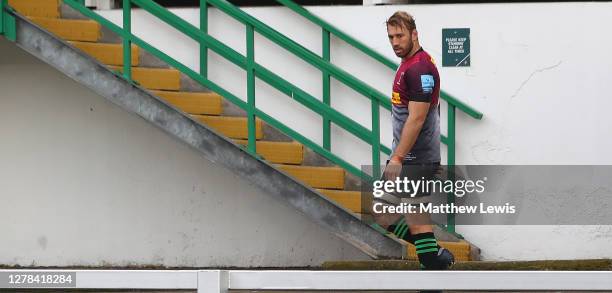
left=413, top=232, right=440, bottom=270
left=386, top=218, right=414, bottom=244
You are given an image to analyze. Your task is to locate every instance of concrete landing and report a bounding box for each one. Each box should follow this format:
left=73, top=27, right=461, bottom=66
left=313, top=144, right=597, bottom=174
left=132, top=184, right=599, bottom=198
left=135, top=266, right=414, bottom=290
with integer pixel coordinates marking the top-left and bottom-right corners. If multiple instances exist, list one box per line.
left=323, top=259, right=612, bottom=271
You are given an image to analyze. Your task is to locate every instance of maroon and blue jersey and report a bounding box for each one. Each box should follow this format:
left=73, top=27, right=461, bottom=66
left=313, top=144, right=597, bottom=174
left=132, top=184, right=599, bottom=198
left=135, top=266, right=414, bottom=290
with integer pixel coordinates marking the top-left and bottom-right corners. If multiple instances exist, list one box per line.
left=391, top=48, right=441, bottom=163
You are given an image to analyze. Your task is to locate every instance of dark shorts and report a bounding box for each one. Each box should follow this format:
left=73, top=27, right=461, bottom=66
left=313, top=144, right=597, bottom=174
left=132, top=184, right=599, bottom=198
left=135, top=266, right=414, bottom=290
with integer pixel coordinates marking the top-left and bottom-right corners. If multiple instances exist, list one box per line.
left=382, top=160, right=441, bottom=199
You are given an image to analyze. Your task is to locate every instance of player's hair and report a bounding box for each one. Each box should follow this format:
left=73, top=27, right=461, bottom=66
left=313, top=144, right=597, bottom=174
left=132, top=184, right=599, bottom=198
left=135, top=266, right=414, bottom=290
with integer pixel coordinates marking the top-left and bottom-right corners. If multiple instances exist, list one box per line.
left=386, top=11, right=416, bottom=32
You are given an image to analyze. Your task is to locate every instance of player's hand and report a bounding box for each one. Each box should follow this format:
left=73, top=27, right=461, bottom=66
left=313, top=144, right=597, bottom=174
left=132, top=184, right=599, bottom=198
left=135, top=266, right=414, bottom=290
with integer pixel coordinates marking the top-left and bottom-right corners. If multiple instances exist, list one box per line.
left=384, top=159, right=402, bottom=181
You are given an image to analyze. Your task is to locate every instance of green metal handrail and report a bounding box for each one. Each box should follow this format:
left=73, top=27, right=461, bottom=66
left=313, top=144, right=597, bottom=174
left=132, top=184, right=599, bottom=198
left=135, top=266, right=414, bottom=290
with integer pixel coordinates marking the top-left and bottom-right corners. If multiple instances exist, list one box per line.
left=61, top=0, right=387, bottom=181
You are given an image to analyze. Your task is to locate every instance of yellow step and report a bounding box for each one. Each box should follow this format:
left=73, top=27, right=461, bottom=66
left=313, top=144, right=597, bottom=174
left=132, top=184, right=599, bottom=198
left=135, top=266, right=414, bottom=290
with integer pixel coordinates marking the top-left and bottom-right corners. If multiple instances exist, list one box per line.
left=151, top=90, right=222, bottom=115
left=277, top=165, right=345, bottom=189
left=234, top=140, right=303, bottom=165
left=317, top=189, right=362, bottom=213
left=29, top=17, right=100, bottom=42
left=69, top=41, right=139, bottom=66
left=108, top=66, right=180, bottom=91
left=192, top=115, right=263, bottom=140
left=9, top=0, right=60, bottom=18
left=407, top=240, right=472, bottom=261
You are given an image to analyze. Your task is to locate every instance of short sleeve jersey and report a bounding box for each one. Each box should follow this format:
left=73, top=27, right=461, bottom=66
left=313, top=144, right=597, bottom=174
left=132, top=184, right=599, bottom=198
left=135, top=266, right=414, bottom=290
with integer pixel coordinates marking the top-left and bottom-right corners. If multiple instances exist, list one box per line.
left=391, top=48, right=441, bottom=163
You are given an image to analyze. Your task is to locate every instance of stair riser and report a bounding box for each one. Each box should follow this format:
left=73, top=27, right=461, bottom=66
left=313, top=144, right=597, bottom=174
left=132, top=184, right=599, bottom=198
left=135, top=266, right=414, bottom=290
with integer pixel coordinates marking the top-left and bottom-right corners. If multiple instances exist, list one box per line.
left=28, top=17, right=100, bottom=42
left=193, top=115, right=263, bottom=140
left=9, top=0, right=60, bottom=18
left=279, top=165, right=345, bottom=190
left=152, top=91, right=223, bottom=116
left=70, top=42, right=139, bottom=67
left=108, top=66, right=180, bottom=91
left=318, top=189, right=362, bottom=213
left=234, top=140, right=304, bottom=165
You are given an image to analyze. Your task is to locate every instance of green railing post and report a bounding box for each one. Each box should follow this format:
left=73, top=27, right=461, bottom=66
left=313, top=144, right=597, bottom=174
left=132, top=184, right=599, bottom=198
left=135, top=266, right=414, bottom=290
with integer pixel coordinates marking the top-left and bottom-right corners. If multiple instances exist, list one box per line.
left=246, top=24, right=257, bottom=155
left=322, top=28, right=331, bottom=151
left=371, top=99, right=381, bottom=179
left=200, top=0, right=208, bottom=78
left=1, top=0, right=16, bottom=42
left=1, top=0, right=5, bottom=35
left=76, top=0, right=85, bottom=5
left=446, top=104, right=457, bottom=233
left=122, top=0, right=132, bottom=80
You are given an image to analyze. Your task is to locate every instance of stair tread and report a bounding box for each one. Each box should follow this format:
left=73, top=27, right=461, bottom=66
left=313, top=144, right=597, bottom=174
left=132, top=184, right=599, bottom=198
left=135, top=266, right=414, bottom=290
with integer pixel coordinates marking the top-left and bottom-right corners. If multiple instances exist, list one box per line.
left=28, top=17, right=100, bottom=42
left=152, top=90, right=222, bottom=115
left=108, top=66, right=180, bottom=91
left=277, top=165, right=345, bottom=189
left=317, top=189, right=362, bottom=213
left=234, top=140, right=303, bottom=165
left=69, top=41, right=139, bottom=66
left=9, top=0, right=60, bottom=18
left=192, top=115, right=263, bottom=140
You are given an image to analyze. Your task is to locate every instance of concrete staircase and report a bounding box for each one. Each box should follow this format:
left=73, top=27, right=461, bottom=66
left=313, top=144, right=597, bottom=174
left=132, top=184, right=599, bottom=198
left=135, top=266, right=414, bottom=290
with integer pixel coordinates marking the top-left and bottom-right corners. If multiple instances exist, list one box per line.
left=8, top=0, right=477, bottom=261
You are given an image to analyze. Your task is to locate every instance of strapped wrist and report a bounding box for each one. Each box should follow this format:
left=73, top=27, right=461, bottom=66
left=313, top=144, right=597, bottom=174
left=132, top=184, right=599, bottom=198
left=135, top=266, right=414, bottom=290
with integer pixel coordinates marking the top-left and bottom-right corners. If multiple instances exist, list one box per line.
left=390, top=154, right=403, bottom=163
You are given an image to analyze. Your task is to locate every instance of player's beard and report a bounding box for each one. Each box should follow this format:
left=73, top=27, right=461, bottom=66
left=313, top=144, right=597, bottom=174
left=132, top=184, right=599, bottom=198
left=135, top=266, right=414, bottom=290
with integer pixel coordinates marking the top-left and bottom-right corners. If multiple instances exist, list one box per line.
left=395, top=36, right=414, bottom=59
left=400, top=37, right=414, bottom=59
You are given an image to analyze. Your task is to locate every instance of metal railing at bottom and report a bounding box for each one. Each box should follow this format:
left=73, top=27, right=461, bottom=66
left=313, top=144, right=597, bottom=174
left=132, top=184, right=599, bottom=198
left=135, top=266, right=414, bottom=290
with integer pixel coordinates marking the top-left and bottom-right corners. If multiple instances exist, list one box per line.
left=1, top=269, right=612, bottom=291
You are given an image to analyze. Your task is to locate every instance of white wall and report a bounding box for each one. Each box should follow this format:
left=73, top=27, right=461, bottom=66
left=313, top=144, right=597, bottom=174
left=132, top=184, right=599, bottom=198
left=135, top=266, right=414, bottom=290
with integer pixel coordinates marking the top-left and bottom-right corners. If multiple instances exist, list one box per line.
left=95, top=2, right=612, bottom=261
left=0, top=39, right=369, bottom=267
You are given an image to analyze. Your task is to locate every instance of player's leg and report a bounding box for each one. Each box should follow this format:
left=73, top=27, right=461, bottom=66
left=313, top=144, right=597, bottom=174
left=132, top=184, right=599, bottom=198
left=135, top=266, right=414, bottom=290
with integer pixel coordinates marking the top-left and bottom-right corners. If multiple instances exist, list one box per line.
left=368, top=198, right=415, bottom=244
left=401, top=163, right=454, bottom=270
left=367, top=161, right=416, bottom=243
left=405, top=213, right=454, bottom=270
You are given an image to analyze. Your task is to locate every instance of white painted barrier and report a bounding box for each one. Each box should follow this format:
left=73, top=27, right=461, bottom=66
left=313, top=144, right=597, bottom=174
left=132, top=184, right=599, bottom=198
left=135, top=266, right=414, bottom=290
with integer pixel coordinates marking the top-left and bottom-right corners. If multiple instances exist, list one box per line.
left=2, top=269, right=612, bottom=291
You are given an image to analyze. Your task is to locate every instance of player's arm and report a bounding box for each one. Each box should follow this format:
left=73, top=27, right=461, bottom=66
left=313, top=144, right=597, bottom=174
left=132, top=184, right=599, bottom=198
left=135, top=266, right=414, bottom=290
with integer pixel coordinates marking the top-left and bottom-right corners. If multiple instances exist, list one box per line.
left=391, top=101, right=430, bottom=161
left=384, top=100, right=430, bottom=180
left=390, top=66, right=435, bottom=163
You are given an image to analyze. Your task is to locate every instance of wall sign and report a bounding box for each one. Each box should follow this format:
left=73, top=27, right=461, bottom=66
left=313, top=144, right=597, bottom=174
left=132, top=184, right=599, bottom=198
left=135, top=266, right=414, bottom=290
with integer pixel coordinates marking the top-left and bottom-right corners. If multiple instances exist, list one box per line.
left=442, top=28, right=470, bottom=67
